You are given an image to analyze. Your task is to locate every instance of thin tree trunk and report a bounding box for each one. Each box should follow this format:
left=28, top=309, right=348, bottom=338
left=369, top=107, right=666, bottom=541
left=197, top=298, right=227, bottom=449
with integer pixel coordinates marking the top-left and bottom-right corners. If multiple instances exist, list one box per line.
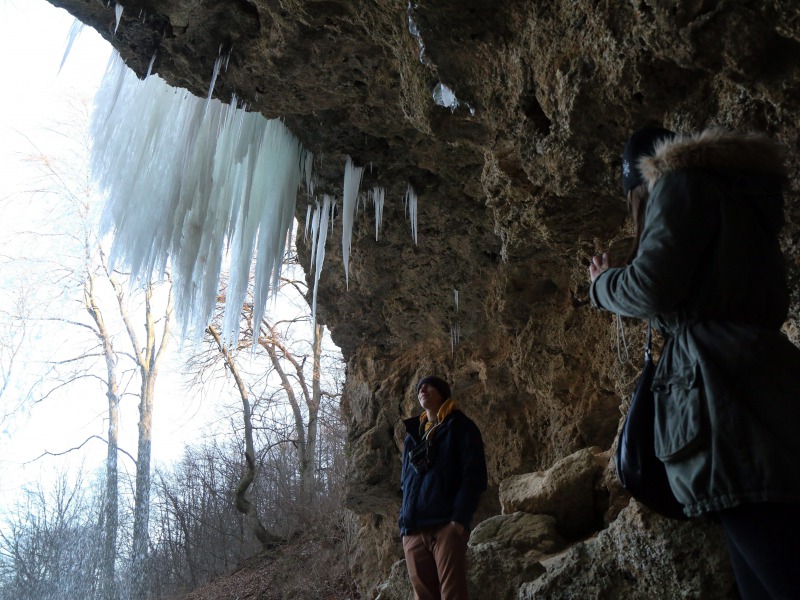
left=106, top=277, right=172, bottom=600
left=131, top=371, right=154, bottom=600
left=304, top=321, right=323, bottom=500
left=84, top=251, right=119, bottom=600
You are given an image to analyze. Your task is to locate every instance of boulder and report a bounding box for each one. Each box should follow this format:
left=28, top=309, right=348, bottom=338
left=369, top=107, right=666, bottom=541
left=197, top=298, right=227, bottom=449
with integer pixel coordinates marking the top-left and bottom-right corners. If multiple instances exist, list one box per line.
left=499, top=447, right=609, bottom=538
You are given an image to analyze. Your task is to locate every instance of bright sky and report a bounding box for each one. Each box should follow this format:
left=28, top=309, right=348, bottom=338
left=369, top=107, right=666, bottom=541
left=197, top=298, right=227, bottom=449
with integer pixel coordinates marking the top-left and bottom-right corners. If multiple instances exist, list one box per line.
left=0, top=0, right=226, bottom=500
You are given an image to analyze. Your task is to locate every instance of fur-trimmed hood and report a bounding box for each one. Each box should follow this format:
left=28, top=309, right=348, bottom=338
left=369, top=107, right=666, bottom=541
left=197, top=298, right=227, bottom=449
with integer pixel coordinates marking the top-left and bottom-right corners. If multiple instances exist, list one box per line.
left=638, top=128, right=788, bottom=191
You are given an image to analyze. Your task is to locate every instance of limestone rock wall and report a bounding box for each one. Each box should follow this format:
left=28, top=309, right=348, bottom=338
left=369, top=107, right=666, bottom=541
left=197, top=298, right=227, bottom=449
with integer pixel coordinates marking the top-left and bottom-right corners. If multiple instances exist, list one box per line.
left=50, top=0, right=800, bottom=596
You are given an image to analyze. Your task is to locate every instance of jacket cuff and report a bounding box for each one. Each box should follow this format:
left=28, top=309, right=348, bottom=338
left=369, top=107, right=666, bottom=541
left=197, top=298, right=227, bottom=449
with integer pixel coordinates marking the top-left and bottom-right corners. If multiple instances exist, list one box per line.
left=589, top=271, right=606, bottom=309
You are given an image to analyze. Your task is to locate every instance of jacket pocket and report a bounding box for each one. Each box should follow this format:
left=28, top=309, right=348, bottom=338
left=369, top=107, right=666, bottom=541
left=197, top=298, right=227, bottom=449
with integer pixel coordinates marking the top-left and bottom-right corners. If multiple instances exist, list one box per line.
left=652, top=363, right=704, bottom=462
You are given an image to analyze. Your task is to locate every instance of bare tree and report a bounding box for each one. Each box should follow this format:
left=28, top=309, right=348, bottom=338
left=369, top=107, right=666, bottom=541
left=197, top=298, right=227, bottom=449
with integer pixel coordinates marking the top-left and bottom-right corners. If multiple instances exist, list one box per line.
left=186, top=255, right=343, bottom=541
left=207, top=323, right=281, bottom=550
left=0, top=470, right=102, bottom=600
left=255, top=316, right=323, bottom=505
left=10, top=106, right=127, bottom=600
left=4, top=96, right=174, bottom=600
left=0, top=292, right=30, bottom=423
left=146, top=440, right=259, bottom=596
left=82, top=246, right=123, bottom=600
left=110, top=274, right=173, bottom=600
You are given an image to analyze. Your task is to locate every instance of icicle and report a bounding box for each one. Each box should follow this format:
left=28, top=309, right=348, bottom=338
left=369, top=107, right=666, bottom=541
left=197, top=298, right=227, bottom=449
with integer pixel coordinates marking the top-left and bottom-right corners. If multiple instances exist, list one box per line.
left=373, top=186, right=384, bottom=241
left=454, top=288, right=459, bottom=312
left=341, top=157, right=364, bottom=289
left=91, top=50, right=306, bottom=345
left=309, top=200, right=321, bottom=271
left=114, top=3, right=124, bottom=34
left=312, top=195, right=332, bottom=323
left=206, top=51, right=223, bottom=108
left=405, top=184, right=418, bottom=244
left=304, top=204, right=312, bottom=241
left=303, top=150, right=314, bottom=198
left=59, top=18, right=85, bottom=74
left=450, top=321, right=461, bottom=356
left=145, top=52, right=157, bottom=78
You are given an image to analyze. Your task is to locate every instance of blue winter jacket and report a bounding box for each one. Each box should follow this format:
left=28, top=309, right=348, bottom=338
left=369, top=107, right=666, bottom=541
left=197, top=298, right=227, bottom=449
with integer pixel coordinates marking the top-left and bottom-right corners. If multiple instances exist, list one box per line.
left=399, top=410, right=487, bottom=535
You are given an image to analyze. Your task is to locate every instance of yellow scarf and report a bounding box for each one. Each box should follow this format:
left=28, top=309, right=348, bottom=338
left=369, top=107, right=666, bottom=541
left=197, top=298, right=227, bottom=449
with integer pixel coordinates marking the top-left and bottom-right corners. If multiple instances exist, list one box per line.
left=419, top=398, right=458, bottom=441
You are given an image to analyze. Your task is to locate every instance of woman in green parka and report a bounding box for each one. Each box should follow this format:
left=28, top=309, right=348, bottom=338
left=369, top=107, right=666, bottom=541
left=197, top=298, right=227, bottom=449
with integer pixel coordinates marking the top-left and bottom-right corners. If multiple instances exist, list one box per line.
left=590, top=126, right=800, bottom=599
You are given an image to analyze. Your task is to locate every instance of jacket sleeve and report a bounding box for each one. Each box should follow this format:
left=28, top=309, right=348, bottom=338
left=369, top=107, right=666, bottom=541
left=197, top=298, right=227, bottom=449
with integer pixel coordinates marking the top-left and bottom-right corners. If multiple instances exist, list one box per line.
left=451, top=418, right=488, bottom=528
left=591, top=171, right=717, bottom=318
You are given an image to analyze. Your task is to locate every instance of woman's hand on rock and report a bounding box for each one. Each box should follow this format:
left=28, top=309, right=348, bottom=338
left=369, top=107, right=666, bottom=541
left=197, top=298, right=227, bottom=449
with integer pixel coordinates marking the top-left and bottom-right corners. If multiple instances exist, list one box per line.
left=589, top=253, right=609, bottom=283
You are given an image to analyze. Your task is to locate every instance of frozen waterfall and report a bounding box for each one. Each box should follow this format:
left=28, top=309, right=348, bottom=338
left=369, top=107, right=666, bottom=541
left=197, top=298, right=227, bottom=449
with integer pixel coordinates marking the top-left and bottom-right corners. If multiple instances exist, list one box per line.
left=91, top=52, right=308, bottom=345
left=90, top=51, right=429, bottom=345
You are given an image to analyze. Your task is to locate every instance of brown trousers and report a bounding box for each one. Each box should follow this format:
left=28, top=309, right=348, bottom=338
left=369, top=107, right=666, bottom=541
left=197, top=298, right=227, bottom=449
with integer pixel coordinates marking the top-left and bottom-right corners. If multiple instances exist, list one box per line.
left=402, top=523, right=469, bottom=600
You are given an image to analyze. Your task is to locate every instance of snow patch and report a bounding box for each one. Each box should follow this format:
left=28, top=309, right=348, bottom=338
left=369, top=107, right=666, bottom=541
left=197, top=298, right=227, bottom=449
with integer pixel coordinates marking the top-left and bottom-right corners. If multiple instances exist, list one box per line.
left=432, top=82, right=476, bottom=115
left=432, top=83, right=458, bottom=111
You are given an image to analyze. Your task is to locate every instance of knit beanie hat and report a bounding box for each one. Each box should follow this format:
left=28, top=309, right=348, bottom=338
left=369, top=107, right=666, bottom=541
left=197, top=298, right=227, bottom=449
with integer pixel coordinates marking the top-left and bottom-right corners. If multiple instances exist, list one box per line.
left=417, top=376, right=451, bottom=400
left=622, top=126, right=676, bottom=195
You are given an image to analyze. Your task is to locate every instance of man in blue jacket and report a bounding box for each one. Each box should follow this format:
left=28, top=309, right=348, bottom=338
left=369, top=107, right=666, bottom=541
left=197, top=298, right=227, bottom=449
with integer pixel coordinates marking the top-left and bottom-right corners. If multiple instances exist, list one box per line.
left=399, top=375, right=488, bottom=600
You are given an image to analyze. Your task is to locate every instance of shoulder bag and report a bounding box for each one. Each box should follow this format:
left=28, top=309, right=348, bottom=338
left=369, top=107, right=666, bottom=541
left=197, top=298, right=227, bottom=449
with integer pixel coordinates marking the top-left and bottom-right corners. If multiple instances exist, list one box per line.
left=614, top=322, right=688, bottom=520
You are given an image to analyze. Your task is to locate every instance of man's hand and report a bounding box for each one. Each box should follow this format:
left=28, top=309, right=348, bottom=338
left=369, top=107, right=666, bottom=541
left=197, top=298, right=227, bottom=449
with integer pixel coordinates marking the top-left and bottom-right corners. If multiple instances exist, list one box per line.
left=589, top=253, right=610, bottom=283
left=450, top=521, right=465, bottom=536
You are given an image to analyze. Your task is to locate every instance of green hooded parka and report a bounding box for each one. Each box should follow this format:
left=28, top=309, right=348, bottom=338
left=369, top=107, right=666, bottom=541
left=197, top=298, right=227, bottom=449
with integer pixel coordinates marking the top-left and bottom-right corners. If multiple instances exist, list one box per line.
left=592, top=129, right=800, bottom=517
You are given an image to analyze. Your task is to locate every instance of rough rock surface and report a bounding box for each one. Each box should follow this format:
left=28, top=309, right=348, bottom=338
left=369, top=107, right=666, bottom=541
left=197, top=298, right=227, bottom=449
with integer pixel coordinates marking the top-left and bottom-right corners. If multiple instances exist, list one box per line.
left=499, top=446, right=608, bottom=539
left=469, top=512, right=566, bottom=557
left=520, top=502, right=737, bottom=600
left=48, top=0, right=800, bottom=597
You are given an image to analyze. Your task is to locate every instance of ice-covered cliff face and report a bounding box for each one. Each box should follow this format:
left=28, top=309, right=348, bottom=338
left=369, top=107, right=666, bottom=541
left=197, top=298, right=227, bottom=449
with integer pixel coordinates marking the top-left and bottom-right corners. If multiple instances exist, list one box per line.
left=49, top=0, right=800, bottom=595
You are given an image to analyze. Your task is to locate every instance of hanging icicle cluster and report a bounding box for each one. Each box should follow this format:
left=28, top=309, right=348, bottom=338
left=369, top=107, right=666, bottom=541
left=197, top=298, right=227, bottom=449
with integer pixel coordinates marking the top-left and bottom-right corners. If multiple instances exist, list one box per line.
left=307, top=195, right=333, bottom=321
left=91, top=51, right=310, bottom=345
left=341, top=156, right=365, bottom=290
left=372, top=186, right=385, bottom=241
left=89, top=39, right=426, bottom=343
